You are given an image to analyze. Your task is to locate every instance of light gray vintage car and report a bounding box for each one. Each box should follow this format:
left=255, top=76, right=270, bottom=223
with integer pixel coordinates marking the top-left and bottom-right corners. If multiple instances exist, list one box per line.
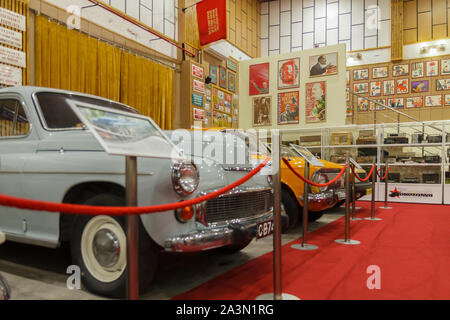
left=0, top=86, right=273, bottom=298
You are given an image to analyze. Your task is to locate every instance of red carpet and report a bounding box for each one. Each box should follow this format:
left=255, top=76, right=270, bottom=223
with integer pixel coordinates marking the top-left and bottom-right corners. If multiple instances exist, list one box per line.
left=173, top=202, right=450, bottom=300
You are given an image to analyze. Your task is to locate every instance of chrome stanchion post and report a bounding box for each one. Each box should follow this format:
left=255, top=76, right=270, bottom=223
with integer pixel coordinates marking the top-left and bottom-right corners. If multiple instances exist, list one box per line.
left=365, top=161, right=382, bottom=221
left=335, top=153, right=360, bottom=245
left=256, top=131, right=300, bottom=301
left=351, top=164, right=361, bottom=221
left=380, top=161, right=392, bottom=210
left=126, top=156, right=139, bottom=300
left=292, top=161, right=318, bottom=251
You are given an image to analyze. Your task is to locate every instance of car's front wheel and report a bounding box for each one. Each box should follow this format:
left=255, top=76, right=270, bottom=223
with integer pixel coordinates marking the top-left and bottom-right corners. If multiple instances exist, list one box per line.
left=70, top=193, right=158, bottom=299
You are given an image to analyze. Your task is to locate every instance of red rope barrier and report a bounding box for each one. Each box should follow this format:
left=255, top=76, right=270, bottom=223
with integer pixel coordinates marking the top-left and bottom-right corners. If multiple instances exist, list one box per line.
left=350, top=165, right=375, bottom=182
left=376, top=167, right=389, bottom=180
left=0, top=158, right=271, bottom=216
left=282, top=158, right=347, bottom=187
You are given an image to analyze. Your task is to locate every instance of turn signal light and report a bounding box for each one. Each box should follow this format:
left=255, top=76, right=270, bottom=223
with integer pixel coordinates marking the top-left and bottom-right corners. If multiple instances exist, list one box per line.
left=175, top=206, right=195, bottom=223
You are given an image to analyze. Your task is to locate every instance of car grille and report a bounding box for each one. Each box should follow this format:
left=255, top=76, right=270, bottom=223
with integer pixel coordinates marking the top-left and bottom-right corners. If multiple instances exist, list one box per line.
left=205, top=189, right=273, bottom=224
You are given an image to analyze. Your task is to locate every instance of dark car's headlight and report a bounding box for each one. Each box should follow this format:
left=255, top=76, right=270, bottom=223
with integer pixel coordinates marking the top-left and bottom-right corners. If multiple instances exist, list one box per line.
left=172, top=161, right=199, bottom=196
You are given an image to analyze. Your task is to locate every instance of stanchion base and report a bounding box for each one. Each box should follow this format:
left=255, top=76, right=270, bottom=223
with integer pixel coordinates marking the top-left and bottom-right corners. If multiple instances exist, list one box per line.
left=335, top=239, right=361, bottom=245
left=379, top=206, right=392, bottom=209
left=365, top=217, right=382, bottom=221
left=255, top=293, right=301, bottom=300
left=291, top=243, right=319, bottom=251
left=350, top=217, right=362, bottom=221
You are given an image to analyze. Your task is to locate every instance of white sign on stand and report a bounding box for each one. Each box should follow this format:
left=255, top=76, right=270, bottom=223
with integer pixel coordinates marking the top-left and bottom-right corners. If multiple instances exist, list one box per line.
left=349, top=157, right=362, bottom=169
left=290, top=144, right=324, bottom=167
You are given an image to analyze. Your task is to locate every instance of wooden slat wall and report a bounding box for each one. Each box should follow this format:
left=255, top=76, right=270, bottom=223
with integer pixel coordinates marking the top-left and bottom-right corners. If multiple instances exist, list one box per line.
left=0, top=0, right=29, bottom=85
left=391, top=0, right=404, bottom=61
left=404, top=0, right=449, bottom=45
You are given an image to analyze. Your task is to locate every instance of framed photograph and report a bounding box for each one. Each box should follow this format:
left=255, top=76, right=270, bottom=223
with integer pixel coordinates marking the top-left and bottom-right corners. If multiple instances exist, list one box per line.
left=445, top=94, right=450, bottom=106
left=249, top=62, right=270, bottom=96
left=346, top=105, right=353, bottom=116
left=209, top=65, right=217, bottom=85
left=441, top=59, right=450, bottom=75
left=219, top=66, right=227, bottom=89
left=388, top=98, right=404, bottom=109
left=393, top=64, right=409, bottom=77
left=193, top=107, right=205, bottom=121
left=396, top=79, right=409, bottom=94
left=353, top=82, right=369, bottom=93
left=278, top=58, right=300, bottom=90
left=193, top=78, right=205, bottom=94
left=305, top=81, right=326, bottom=123
left=252, top=96, right=271, bottom=126
left=346, top=70, right=350, bottom=84
left=309, top=52, right=338, bottom=77
left=370, top=99, right=386, bottom=111
left=228, top=72, right=236, bottom=93
left=346, top=87, right=350, bottom=101
left=357, top=97, right=369, bottom=112
left=426, top=61, right=439, bottom=77
left=278, top=91, right=300, bottom=125
left=192, top=64, right=204, bottom=79
left=425, top=95, right=442, bottom=107
left=411, top=80, right=429, bottom=93
left=436, top=79, right=450, bottom=91
left=370, top=81, right=381, bottom=96
left=411, top=62, right=424, bottom=78
left=383, top=80, right=395, bottom=95
left=353, top=68, right=369, bottom=81
left=406, top=97, right=423, bottom=108
left=372, top=66, right=388, bottom=79
left=226, top=59, right=238, bottom=73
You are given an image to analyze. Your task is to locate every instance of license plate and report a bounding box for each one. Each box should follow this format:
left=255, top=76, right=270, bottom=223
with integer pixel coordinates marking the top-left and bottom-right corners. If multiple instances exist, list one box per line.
left=366, top=188, right=372, bottom=195
left=256, top=220, right=274, bottom=239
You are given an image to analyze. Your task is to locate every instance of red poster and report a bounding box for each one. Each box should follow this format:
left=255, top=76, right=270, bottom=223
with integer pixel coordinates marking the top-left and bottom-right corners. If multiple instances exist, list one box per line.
left=278, top=91, right=299, bottom=125
left=249, top=63, right=270, bottom=96
left=305, top=81, right=326, bottom=123
left=196, top=0, right=227, bottom=46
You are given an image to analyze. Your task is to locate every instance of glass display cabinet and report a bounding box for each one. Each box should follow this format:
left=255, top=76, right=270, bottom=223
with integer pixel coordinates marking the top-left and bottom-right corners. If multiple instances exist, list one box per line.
left=280, top=120, right=450, bottom=205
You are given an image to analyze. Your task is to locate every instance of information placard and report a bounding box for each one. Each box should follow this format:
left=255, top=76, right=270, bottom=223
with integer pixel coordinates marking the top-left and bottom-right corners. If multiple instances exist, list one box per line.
left=0, top=63, right=21, bottom=86
left=0, top=26, right=22, bottom=49
left=290, top=144, right=324, bottom=167
left=0, top=7, right=26, bottom=31
left=0, top=45, right=26, bottom=68
left=349, top=157, right=362, bottom=169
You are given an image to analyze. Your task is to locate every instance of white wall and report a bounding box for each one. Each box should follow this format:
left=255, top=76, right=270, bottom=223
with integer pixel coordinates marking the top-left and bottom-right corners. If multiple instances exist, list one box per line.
left=260, top=0, right=391, bottom=57
left=239, top=43, right=347, bottom=130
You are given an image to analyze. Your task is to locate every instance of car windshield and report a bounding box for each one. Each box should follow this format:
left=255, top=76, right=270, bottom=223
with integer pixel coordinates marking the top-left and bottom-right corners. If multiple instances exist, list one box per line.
left=35, top=92, right=139, bottom=130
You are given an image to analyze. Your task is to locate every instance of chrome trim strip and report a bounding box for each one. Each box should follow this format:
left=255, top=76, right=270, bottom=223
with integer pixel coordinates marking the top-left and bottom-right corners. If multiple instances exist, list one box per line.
left=5, top=233, right=60, bottom=249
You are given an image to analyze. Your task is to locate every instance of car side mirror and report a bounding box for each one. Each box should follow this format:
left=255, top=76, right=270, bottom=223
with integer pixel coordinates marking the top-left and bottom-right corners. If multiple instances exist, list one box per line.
left=0, top=274, right=10, bottom=300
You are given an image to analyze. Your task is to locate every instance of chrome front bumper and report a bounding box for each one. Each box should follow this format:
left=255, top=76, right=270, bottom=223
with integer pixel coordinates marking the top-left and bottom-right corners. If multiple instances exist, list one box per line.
left=164, top=211, right=279, bottom=253
left=299, top=189, right=346, bottom=211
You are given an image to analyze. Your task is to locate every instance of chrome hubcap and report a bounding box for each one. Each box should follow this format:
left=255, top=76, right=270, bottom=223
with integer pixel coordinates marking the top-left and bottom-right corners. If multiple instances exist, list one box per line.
left=92, top=229, right=121, bottom=268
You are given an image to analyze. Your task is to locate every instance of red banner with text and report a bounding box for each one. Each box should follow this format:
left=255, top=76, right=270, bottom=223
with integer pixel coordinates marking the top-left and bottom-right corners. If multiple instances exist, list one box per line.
left=196, top=0, right=227, bottom=46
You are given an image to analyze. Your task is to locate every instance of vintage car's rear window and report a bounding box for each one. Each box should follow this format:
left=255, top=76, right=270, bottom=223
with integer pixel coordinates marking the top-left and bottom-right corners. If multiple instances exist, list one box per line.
left=35, top=92, right=139, bottom=130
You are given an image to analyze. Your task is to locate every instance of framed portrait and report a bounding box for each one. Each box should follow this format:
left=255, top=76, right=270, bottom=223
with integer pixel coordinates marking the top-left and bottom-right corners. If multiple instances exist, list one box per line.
left=278, top=91, right=300, bottom=125
left=425, top=95, right=442, bottom=107
left=388, top=98, right=404, bottom=109
left=209, top=65, right=217, bottom=85
left=253, top=96, right=271, bottom=126
left=396, top=79, right=409, bottom=94
left=393, top=64, right=409, bottom=76
left=445, top=94, right=450, bottom=106
left=383, top=80, right=395, bottom=95
left=370, top=99, right=386, bottom=111
left=411, top=62, right=424, bottom=78
left=353, top=68, right=369, bottom=81
left=228, top=72, right=236, bottom=93
left=441, top=59, right=450, bottom=75
left=411, top=80, right=429, bottom=93
left=370, top=81, right=381, bottom=96
left=249, top=62, right=270, bottom=96
left=353, top=82, right=369, bottom=93
left=278, top=58, right=300, bottom=90
left=406, top=97, right=423, bottom=109
left=436, top=79, right=450, bottom=91
left=372, top=67, right=388, bottom=79
left=219, top=66, right=227, bottom=89
left=309, top=52, right=338, bottom=77
left=357, top=97, right=369, bottom=112
left=305, top=81, right=326, bottom=123
left=426, top=61, right=439, bottom=77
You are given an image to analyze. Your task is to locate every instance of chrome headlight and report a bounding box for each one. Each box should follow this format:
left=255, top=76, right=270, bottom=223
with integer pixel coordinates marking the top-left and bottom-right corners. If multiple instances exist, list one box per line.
left=172, top=161, right=200, bottom=196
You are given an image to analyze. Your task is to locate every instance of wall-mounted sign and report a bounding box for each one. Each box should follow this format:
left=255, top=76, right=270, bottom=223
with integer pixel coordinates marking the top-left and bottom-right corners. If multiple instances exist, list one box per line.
left=0, top=45, right=26, bottom=68
left=193, top=78, right=205, bottom=94
left=0, top=63, right=21, bottom=86
left=191, top=64, right=204, bottom=79
left=0, top=26, right=22, bottom=49
left=0, top=8, right=26, bottom=31
left=192, top=93, right=204, bottom=107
